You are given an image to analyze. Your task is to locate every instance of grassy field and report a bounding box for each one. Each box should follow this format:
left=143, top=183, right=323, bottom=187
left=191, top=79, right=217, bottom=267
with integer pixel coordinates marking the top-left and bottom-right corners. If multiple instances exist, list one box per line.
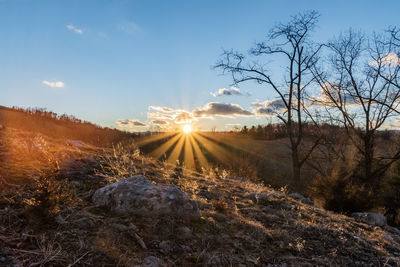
left=136, top=132, right=309, bottom=190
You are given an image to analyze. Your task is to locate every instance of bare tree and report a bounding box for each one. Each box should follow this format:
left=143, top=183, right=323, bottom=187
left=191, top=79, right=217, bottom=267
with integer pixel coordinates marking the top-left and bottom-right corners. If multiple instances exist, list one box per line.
left=313, top=29, right=400, bottom=191
left=388, top=27, right=400, bottom=45
left=215, top=11, right=322, bottom=186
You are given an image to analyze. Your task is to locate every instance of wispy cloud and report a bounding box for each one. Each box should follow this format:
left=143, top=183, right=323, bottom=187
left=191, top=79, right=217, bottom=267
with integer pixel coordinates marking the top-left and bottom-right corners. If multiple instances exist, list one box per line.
left=151, top=120, right=168, bottom=125
left=117, top=21, right=140, bottom=35
left=42, top=80, right=64, bottom=88
left=148, top=106, right=175, bottom=113
left=148, top=112, right=173, bottom=120
left=116, top=119, right=146, bottom=128
left=193, top=102, right=253, bottom=118
left=66, top=24, right=83, bottom=35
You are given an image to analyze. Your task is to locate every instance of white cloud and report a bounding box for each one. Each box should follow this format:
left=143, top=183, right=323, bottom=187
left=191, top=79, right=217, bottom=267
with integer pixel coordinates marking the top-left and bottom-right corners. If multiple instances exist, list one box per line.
left=66, top=24, right=83, bottom=35
left=174, top=111, right=194, bottom=124
left=311, top=83, right=360, bottom=108
left=211, top=87, right=242, bottom=97
left=252, top=99, right=287, bottom=116
left=370, top=52, right=400, bottom=67
left=148, top=106, right=175, bottom=113
left=193, top=102, right=253, bottom=118
left=147, top=105, right=196, bottom=125
left=42, top=80, right=64, bottom=88
left=116, top=119, right=146, bottom=128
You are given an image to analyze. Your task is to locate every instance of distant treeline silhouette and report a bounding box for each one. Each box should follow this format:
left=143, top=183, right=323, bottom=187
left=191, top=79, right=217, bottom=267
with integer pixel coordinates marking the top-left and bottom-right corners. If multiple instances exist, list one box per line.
left=0, top=106, right=135, bottom=146
left=236, top=123, right=395, bottom=141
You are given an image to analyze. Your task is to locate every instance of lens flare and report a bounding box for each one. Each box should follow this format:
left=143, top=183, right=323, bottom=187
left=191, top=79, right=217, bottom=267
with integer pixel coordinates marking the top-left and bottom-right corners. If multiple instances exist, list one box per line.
left=182, top=124, right=192, bottom=134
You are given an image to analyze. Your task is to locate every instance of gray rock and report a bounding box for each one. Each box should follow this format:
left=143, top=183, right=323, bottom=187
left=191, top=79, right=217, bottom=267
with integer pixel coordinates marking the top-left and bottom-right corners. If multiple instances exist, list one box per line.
left=350, top=212, right=387, bottom=227
left=280, top=203, right=295, bottom=210
left=141, top=256, right=165, bottom=267
left=74, top=217, right=95, bottom=228
left=92, top=175, right=199, bottom=218
left=385, top=225, right=400, bottom=235
left=288, top=193, right=313, bottom=205
left=176, top=226, right=192, bottom=240
left=159, top=240, right=172, bottom=253
left=112, top=223, right=131, bottom=232
left=56, top=214, right=67, bottom=225
left=249, top=193, right=273, bottom=205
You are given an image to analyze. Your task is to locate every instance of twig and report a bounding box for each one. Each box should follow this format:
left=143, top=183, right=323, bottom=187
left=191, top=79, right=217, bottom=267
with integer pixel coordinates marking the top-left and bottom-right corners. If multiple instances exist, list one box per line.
left=131, top=231, right=147, bottom=250
left=67, top=251, right=89, bottom=267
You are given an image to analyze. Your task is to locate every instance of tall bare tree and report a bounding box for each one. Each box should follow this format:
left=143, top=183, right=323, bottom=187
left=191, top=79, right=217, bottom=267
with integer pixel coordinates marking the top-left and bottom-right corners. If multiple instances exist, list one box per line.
left=215, top=11, right=322, bottom=186
left=313, top=29, right=400, bottom=191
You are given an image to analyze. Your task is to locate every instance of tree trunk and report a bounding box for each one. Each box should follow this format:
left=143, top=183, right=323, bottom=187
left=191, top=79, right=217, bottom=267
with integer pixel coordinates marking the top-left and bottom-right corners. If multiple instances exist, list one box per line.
left=363, top=135, right=374, bottom=183
left=291, top=148, right=302, bottom=189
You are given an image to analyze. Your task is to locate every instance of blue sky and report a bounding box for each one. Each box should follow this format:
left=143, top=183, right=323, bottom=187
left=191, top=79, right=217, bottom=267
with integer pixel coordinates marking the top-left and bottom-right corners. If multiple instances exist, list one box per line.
left=1, top=0, right=399, bottom=131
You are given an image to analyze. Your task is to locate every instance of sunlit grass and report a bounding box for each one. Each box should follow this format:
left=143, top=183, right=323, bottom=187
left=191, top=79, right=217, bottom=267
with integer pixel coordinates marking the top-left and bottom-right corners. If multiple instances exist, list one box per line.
left=167, top=133, right=186, bottom=164
left=149, top=133, right=181, bottom=160
left=137, top=129, right=241, bottom=170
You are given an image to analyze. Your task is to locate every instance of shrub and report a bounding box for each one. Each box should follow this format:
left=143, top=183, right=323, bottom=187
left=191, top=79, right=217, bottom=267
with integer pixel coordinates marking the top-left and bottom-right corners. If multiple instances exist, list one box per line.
left=310, top=171, right=374, bottom=213
left=380, top=162, right=400, bottom=226
left=23, top=172, right=79, bottom=226
left=97, top=142, right=141, bottom=183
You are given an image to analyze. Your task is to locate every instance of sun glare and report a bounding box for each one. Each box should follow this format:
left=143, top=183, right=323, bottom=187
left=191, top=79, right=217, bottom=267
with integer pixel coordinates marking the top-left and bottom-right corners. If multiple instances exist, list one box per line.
left=183, top=124, right=192, bottom=134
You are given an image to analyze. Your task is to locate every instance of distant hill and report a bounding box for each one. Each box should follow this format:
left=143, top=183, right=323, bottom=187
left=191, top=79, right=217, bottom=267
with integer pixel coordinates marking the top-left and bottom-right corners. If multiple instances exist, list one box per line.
left=0, top=106, right=135, bottom=146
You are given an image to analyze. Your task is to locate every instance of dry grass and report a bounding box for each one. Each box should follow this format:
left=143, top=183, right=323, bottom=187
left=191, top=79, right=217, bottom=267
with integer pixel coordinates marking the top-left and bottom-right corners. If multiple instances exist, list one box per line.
left=1, top=128, right=400, bottom=266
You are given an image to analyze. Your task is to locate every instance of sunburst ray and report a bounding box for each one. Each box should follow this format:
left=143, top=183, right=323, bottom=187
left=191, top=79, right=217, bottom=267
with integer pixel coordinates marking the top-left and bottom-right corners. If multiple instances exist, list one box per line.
left=149, top=133, right=182, bottom=160
left=188, top=134, right=209, bottom=169
left=192, top=132, right=232, bottom=165
left=183, top=135, right=195, bottom=169
left=167, top=134, right=186, bottom=164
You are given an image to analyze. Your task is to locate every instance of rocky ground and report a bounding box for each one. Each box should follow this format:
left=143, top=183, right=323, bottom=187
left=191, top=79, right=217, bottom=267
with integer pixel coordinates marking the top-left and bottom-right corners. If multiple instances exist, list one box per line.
left=1, top=128, right=400, bottom=266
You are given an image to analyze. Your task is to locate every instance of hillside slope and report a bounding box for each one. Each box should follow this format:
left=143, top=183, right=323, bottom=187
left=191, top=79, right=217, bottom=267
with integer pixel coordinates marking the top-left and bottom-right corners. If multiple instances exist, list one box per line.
left=1, top=129, right=400, bottom=266
left=0, top=106, right=134, bottom=146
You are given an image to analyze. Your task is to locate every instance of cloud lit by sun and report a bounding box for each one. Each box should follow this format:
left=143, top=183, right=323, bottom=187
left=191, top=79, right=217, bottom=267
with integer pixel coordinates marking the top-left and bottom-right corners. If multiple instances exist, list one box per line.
left=182, top=124, right=192, bottom=134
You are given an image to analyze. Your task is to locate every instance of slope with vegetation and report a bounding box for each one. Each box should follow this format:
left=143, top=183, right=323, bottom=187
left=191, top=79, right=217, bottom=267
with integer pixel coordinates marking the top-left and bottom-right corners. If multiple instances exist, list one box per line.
left=0, top=106, right=135, bottom=147
left=1, top=128, right=400, bottom=266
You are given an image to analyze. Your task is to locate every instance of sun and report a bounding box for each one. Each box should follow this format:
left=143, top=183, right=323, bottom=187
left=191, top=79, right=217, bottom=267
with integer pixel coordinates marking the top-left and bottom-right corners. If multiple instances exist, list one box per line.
left=182, top=124, right=192, bottom=134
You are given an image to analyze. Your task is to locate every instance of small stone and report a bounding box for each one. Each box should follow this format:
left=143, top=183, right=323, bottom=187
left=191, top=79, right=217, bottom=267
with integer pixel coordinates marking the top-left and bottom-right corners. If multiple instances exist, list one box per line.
left=280, top=203, right=294, bottom=210
left=129, top=223, right=138, bottom=231
left=288, top=193, right=313, bottom=205
left=141, top=256, right=165, bottom=267
left=112, top=223, right=130, bottom=232
left=176, top=226, right=192, bottom=240
left=385, top=225, right=400, bottom=235
left=159, top=240, right=172, bottom=253
left=385, top=234, right=394, bottom=242
left=249, top=193, right=273, bottom=205
left=350, top=212, right=387, bottom=227
left=56, top=214, right=67, bottom=225
left=74, top=217, right=95, bottom=228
